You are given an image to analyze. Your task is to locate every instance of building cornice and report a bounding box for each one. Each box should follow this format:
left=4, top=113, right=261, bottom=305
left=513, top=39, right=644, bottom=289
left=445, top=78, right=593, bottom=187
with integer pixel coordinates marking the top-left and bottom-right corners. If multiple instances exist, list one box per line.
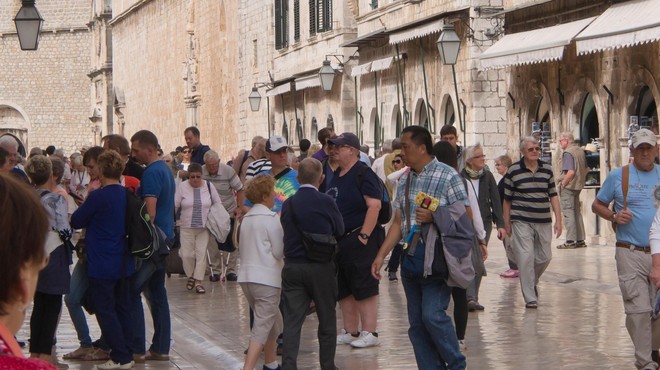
left=110, top=0, right=156, bottom=26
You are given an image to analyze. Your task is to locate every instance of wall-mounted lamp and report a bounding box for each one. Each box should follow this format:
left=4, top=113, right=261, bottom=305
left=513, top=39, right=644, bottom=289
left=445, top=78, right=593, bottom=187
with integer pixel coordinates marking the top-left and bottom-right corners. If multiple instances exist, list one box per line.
left=319, top=54, right=353, bottom=92
left=248, top=82, right=272, bottom=112
left=14, top=0, right=44, bottom=51
left=437, top=24, right=465, bottom=144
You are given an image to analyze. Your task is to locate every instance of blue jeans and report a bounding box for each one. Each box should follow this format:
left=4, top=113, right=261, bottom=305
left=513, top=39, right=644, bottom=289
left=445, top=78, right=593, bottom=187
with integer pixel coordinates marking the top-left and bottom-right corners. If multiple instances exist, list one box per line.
left=89, top=277, right=134, bottom=364
left=401, top=270, right=466, bottom=370
left=64, top=260, right=92, bottom=348
left=130, top=256, right=171, bottom=355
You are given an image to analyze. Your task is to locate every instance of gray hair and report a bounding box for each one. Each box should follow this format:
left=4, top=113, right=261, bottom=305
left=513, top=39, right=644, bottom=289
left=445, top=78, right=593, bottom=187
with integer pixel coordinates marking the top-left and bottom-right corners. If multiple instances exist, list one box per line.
left=53, top=149, right=65, bottom=159
left=381, top=139, right=393, bottom=152
left=0, top=135, right=18, bottom=151
left=519, top=136, right=539, bottom=151
left=392, top=138, right=402, bottom=150
left=464, top=143, right=483, bottom=162
left=297, top=158, right=322, bottom=185
left=203, top=150, right=220, bottom=162
left=251, top=135, right=265, bottom=148
left=559, top=131, right=575, bottom=142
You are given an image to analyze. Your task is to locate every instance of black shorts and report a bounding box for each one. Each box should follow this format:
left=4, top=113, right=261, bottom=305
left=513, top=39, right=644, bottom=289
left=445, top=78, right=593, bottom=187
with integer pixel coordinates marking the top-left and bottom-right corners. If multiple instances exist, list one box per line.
left=336, top=227, right=384, bottom=301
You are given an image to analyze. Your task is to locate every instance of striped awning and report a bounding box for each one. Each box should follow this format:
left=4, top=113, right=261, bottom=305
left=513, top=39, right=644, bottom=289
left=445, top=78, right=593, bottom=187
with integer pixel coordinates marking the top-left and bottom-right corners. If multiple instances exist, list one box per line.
left=575, top=0, right=660, bottom=55
left=294, top=75, right=321, bottom=91
left=479, top=17, right=595, bottom=69
left=389, top=20, right=445, bottom=45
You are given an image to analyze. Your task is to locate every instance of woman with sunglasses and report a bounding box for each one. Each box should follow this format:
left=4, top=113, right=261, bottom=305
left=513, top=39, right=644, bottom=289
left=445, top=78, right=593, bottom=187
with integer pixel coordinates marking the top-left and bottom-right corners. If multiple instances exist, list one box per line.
left=384, top=154, right=407, bottom=281
left=174, top=163, right=221, bottom=294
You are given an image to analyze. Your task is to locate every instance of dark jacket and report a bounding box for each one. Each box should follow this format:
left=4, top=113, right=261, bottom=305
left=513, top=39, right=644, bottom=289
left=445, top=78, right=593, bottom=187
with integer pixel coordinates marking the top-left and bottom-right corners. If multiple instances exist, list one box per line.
left=191, top=144, right=211, bottom=165
left=124, top=157, right=144, bottom=180
left=461, top=168, right=504, bottom=235
left=280, top=186, right=345, bottom=263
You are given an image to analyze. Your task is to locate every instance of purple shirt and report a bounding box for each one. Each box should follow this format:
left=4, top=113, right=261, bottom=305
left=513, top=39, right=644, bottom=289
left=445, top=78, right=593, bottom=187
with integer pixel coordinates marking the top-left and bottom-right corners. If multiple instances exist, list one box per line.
left=312, top=149, right=328, bottom=162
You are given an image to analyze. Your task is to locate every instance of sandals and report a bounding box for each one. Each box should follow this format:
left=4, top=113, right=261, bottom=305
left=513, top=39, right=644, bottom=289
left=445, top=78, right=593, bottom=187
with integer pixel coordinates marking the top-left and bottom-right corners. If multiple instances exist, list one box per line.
left=195, top=285, right=206, bottom=294
left=63, top=346, right=92, bottom=360
left=186, top=277, right=195, bottom=290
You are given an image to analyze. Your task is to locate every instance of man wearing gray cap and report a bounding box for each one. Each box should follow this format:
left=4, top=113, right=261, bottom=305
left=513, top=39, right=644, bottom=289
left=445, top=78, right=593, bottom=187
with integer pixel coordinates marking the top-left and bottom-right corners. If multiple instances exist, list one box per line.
left=593, top=128, right=660, bottom=370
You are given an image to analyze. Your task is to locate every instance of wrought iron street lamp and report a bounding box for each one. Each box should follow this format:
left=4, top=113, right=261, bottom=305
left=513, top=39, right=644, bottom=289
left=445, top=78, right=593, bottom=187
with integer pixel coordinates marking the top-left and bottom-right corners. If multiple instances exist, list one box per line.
left=14, top=0, right=44, bottom=51
left=437, top=24, right=464, bottom=144
left=248, top=87, right=261, bottom=112
left=319, top=60, right=336, bottom=91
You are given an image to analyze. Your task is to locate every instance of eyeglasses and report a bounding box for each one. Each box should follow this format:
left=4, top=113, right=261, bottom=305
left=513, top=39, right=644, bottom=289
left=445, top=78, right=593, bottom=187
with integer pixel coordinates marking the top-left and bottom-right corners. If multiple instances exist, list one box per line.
left=189, top=175, right=201, bottom=179
left=392, top=159, right=402, bottom=164
left=527, top=147, right=541, bottom=153
left=473, top=154, right=486, bottom=159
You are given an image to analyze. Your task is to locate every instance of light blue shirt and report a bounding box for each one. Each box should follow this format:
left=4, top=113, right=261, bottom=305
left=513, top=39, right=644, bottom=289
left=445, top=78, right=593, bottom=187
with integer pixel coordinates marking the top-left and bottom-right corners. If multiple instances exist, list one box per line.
left=597, top=164, right=660, bottom=246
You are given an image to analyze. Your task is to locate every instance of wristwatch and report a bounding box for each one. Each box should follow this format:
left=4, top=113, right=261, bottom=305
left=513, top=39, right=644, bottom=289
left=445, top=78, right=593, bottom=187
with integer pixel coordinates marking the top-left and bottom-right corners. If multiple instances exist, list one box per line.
left=359, top=233, right=370, bottom=241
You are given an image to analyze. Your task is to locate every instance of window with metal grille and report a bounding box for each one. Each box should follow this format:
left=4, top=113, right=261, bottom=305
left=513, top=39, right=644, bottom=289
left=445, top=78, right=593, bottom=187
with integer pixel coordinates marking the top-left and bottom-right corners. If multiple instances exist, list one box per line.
left=294, top=0, right=300, bottom=42
left=275, top=0, right=289, bottom=49
left=309, top=0, right=332, bottom=36
left=370, top=0, right=378, bottom=10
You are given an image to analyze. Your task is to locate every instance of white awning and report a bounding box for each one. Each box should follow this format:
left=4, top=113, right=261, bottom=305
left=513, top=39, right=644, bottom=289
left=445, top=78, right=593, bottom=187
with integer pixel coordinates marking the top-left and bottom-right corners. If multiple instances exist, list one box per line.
left=294, top=75, right=321, bottom=90
left=350, top=62, right=372, bottom=78
left=389, top=20, right=445, bottom=45
left=575, top=0, right=660, bottom=55
left=265, top=82, right=291, bottom=97
left=370, top=56, right=394, bottom=72
left=479, top=17, right=595, bottom=70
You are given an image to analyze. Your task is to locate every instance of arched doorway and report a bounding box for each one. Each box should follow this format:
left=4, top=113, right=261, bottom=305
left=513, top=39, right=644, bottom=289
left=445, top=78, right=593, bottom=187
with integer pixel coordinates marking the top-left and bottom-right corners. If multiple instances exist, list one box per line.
left=444, top=96, right=455, bottom=126
left=415, top=99, right=428, bottom=129
left=0, top=104, right=30, bottom=153
left=295, top=118, right=303, bottom=143
left=282, top=121, right=289, bottom=143
left=326, top=114, right=334, bottom=129
left=369, top=107, right=380, bottom=149
left=392, top=105, right=402, bottom=138
left=637, top=85, right=658, bottom=131
left=580, top=93, right=600, bottom=186
left=310, top=118, right=318, bottom=142
left=533, top=96, right=552, bottom=163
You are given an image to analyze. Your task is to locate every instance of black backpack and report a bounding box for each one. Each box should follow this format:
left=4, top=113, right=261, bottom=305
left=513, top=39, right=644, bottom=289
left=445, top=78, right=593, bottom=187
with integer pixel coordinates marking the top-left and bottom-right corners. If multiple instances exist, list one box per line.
left=356, top=164, right=392, bottom=225
left=125, top=188, right=157, bottom=260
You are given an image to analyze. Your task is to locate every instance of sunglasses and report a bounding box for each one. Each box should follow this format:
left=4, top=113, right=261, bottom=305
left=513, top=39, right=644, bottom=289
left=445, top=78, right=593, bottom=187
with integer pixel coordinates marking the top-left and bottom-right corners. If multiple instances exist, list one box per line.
left=189, top=175, right=201, bottom=179
left=182, top=150, right=190, bottom=153
left=392, top=159, right=402, bottom=164
left=527, top=147, right=541, bottom=153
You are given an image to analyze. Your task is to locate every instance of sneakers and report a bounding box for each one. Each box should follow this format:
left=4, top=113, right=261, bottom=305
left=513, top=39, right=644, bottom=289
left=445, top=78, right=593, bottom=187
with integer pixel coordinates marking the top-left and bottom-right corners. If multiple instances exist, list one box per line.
left=336, top=329, right=357, bottom=345
left=63, top=346, right=93, bottom=360
left=576, top=240, right=587, bottom=248
left=458, top=339, right=467, bottom=353
left=350, top=331, right=380, bottom=348
left=262, top=365, right=282, bottom=370
left=467, top=300, right=484, bottom=312
left=226, top=272, right=238, bottom=281
left=388, top=271, right=398, bottom=281
left=94, top=360, right=135, bottom=369
left=500, top=269, right=519, bottom=278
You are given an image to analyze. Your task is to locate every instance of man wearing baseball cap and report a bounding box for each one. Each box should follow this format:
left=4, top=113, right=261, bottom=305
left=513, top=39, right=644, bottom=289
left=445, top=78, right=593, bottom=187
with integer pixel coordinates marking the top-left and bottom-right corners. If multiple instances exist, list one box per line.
left=593, top=128, right=660, bottom=369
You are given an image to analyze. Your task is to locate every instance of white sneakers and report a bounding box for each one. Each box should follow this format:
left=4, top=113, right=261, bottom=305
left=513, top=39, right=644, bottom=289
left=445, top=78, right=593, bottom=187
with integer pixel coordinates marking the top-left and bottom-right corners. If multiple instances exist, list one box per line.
left=94, top=360, right=135, bottom=369
left=337, top=329, right=381, bottom=348
left=336, top=329, right=356, bottom=344
left=349, top=331, right=380, bottom=348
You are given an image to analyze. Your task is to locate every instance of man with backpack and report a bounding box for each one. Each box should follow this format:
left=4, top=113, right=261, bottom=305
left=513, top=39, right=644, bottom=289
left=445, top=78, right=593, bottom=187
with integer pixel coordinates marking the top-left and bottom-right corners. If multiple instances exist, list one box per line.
left=233, top=136, right=266, bottom=183
left=371, top=126, right=467, bottom=369
left=325, top=132, right=385, bottom=349
left=129, top=130, right=176, bottom=362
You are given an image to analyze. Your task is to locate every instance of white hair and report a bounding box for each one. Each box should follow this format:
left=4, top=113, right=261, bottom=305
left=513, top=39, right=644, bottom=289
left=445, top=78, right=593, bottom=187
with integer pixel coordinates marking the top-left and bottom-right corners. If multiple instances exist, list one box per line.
left=203, top=150, right=220, bottom=162
left=0, top=135, right=18, bottom=150
left=519, top=136, right=539, bottom=151
left=464, top=143, right=483, bottom=162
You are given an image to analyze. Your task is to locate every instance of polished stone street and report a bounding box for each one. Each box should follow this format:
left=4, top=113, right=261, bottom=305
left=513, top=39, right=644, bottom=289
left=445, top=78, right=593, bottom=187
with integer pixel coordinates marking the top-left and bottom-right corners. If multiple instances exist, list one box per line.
left=20, top=238, right=637, bottom=370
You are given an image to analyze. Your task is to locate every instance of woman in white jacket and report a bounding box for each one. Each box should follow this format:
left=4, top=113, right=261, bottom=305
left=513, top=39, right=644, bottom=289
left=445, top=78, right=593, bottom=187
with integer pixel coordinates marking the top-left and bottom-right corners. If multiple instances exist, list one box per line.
left=238, top=175, right=284, bottom=370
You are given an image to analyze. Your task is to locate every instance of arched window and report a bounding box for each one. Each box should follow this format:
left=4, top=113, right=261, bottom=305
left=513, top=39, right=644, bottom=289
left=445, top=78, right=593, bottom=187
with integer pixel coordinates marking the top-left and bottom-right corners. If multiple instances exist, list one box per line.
left=580, top=93, right=599, bottom=146
left=393, top=105, right=403, bottom=138
left=444, top=97, right=455, bottom=126
left=282, top=121, right=289, bottom=143
left=637, top=85, right=658, bottom=131
left=417, top=100, right=428, bottom=129
left=295, top=118, right=303, bottom=142
left=310, top=118, right=318, bottom=142
left=326, top=114, right=334, bottom=129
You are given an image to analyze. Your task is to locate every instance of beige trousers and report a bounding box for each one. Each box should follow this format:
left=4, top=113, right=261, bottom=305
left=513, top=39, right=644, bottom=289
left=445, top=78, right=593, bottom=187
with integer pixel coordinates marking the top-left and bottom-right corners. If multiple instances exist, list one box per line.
left=179, top=228, right=209, bottom=281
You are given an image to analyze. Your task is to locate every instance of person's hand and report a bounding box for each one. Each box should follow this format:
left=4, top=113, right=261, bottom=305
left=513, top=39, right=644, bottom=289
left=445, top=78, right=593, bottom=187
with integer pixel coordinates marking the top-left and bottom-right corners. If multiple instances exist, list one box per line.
left=415, top=208, right=433, bottom=224
left=480, top=243, right=488, bottom=261
left=554, top=220, right=563, bottom=238
left=497, top=228, right=507, bottom=240
left=651, top=265, right=660, bottom=289
left=371, top=256, right=385, bottom=280
left=233, top=207, right=242, bottom=219
left=615, top=209, right=633, bottom=225
left=358, top=234, right=368, bottom=246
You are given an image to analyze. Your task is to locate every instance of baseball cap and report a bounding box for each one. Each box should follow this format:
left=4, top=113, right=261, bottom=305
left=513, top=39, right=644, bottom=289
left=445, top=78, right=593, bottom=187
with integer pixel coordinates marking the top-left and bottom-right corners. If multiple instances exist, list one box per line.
left=631, top=128, right=657, bottom=148
left=266, top=135, right=289, bottom=152
left=327, top=132, right=360, bottom=150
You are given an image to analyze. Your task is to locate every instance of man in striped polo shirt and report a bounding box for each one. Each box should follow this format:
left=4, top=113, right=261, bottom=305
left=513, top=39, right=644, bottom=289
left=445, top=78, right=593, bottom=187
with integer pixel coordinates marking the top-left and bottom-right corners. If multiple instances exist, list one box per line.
left=503, top=136, right=562, bottom=309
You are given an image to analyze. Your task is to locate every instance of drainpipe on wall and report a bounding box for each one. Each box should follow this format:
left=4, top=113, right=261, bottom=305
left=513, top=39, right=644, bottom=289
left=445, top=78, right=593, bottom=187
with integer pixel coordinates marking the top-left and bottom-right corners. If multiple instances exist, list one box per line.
left=267, top=97, right=271, bottom=137
left=395, top=45, right=408, bottom=127
left=603, top=85, right=613, bottom=172
left=355, top=76, right=360, bottom=141
left=280, top=94, right=286, bottom=137
left=419, top=39, right=432, bottom=132
left=374, top=71, right=380, bottom=151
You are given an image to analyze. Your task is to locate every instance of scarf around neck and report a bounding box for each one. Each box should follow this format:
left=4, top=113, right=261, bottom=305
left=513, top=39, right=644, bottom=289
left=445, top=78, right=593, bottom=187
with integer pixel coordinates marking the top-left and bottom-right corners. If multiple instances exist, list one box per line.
left=465, top=166, right=483, bottom=179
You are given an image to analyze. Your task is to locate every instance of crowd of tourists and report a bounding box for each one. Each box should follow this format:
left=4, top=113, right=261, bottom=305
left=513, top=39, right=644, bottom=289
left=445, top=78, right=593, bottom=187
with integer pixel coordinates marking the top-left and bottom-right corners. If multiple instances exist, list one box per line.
left=2, top=123, right=660, bottom=370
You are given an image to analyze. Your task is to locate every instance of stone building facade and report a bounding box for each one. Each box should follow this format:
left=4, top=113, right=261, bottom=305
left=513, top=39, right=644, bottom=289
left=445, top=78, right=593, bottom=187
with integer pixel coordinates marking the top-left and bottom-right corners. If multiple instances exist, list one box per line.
left=481, top=0, right=660, bottom=243
left=0, top=0, right=92, bottom=154
left=111, top=0, right=239, bottom=159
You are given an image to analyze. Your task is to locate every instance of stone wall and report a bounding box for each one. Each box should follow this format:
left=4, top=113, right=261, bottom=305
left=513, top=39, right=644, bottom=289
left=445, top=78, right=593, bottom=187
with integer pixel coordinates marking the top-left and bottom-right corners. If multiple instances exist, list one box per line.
left=0, top=0, right=91, bottom=155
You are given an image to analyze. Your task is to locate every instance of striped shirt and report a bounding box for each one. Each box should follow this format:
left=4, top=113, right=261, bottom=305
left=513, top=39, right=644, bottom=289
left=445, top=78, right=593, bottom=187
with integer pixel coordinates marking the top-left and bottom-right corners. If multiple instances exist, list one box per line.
left=245, top=158, right=272, bottom=181
left=504, top=159, right=557, bottom=223
left=394, top=158, right=469, bottom=237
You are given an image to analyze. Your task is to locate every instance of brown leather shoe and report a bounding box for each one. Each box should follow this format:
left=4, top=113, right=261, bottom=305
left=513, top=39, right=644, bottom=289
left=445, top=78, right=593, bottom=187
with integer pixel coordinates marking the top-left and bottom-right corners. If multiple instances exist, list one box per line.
left=145, top=350, right=170, bottom=361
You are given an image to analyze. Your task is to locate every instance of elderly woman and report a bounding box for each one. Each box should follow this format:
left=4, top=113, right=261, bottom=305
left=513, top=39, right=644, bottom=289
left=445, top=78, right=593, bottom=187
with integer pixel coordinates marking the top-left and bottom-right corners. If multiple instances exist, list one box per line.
left=25, top=155, right=73, bottom=368
left=326, top=132, right=384, bottom=349
left=0, top=174, right=57, bottom=369
left=461, top=143, right=505, bottom=312
left=175, top=163, right=221, bottom=294
left=495, top=154, right=519, bottom=278
left=71, top=150, right=137, bottom=369
left=238, top=175, right=284, bottom=370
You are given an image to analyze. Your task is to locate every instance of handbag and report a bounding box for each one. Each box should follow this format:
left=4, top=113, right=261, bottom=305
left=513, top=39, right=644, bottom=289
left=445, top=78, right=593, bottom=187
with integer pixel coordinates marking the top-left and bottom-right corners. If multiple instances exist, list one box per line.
left=289, top=197, right=337, bottom=263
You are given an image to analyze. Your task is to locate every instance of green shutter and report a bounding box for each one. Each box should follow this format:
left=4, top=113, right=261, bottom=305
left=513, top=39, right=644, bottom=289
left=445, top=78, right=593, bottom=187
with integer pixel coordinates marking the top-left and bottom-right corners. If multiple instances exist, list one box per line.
left=323, top=0, right=332, bottom=32
left=294, top=0, right=300, bottom=41
left=275, top=0, right=282, bottom=49
left=309, top=0, right=317, bottom=36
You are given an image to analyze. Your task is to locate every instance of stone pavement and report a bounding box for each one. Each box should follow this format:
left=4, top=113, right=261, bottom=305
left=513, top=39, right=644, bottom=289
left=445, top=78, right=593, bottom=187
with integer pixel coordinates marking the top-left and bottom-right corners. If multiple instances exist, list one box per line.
left=19, top=239, right=638, bottom=370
